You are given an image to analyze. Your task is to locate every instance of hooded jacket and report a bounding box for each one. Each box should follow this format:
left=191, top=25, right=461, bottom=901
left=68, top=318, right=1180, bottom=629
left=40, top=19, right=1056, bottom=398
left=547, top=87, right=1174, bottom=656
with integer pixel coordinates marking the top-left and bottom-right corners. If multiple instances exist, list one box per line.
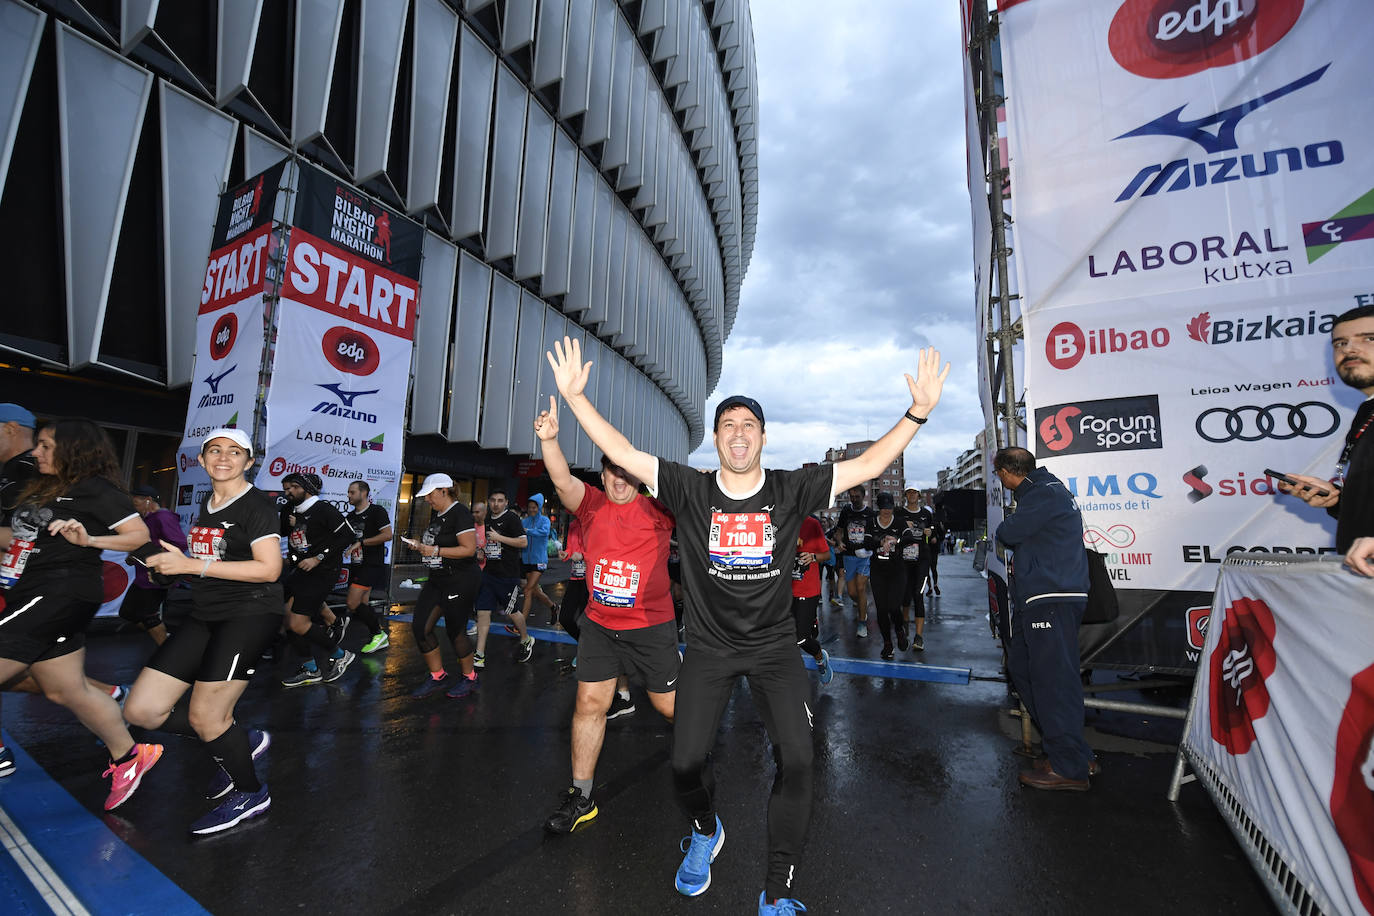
left=522, top=492, right=552, bottom=564
left=994, top=466, right=1088, bottom=608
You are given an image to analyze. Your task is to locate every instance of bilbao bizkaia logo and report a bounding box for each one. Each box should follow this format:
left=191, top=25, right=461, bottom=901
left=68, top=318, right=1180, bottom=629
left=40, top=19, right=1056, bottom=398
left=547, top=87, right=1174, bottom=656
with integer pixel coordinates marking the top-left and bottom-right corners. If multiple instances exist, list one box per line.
left=1185, top=309, right=1336, bottom=345
left=331, top=186, right=393, bottom=264
left=1330, top=663, right=1374, bottom=914
left=1044, top=320, right=1170, bottom=370
left=1108, top=0, right=1304, bottom=80
left=210, top=312, right=238, bottom=360
left=1035, top=395, right=1163, bottom=456
left=322, top=326, right=380, bottom=376
left=1207, top=595, right=1277, bottom=756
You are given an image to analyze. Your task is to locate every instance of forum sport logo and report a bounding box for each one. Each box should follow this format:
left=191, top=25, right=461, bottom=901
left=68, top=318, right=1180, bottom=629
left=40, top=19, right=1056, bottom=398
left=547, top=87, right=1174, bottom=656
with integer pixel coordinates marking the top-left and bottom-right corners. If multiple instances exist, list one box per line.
left=1108, top=0, right=1304, bottom=80
left=1035, top=394, right=1163, bottom=456
left=1208, top=595, right=1277, bottom=755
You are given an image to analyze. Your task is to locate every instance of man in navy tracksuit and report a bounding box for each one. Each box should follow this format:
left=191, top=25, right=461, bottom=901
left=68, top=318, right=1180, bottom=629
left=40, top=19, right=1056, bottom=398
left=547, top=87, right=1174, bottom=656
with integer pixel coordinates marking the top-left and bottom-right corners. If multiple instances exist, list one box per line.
left=993, top=447, right=1095, bottom=791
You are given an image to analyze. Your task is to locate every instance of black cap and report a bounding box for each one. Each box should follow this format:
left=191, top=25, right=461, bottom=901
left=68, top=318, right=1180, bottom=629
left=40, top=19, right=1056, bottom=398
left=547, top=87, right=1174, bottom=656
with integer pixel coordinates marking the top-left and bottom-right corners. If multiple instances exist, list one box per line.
left=131, top=485, right=160, bottom=499
left=876, top=492, right=896, bottom=510
left=714, top=395, right=765, bottom=430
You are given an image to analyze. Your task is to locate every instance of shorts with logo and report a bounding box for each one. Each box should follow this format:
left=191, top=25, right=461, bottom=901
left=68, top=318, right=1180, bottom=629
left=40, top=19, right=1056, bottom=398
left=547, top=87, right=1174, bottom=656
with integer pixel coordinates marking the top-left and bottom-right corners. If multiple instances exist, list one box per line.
left=476, top=575, right=522, bottom=615
left=842, top=555, right=871, bottom=577
left=347, top=564, right=388, bottom=590
left=576, top=618, right=681, bottom=692
left=283, top=568, right=339, bottom=617
left=0, top=589, right=95, bottom=664
left=521, top=562, right=548, bottom=575
left=146, top=613, right=281, bottom=683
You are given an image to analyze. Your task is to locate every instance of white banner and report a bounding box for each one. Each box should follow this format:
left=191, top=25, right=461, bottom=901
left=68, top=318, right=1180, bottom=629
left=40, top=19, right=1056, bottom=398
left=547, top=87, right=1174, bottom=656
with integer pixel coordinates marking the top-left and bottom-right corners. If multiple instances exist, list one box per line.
left=257, top=226, right=415, bottom=517
left=1184, top=558, right=1374, bottom=915
left=998, top=0, right=1374, bottom=592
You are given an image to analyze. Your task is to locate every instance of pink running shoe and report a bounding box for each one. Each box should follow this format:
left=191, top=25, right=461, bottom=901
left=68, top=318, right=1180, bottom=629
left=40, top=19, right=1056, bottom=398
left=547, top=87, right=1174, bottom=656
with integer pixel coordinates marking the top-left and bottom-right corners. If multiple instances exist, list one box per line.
left=103, top=743, right=164, bottom=810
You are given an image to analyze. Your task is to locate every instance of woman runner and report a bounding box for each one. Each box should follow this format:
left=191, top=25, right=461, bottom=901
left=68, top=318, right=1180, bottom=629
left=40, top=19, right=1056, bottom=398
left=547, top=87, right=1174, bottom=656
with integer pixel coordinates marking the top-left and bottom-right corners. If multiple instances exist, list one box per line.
left=405, top=473, right=481, bottom=699
left=864, top=492, right=919, bottom=660
left=124, top=428, right=282, bottom=834
left=0, top=419, right=160, bottom=810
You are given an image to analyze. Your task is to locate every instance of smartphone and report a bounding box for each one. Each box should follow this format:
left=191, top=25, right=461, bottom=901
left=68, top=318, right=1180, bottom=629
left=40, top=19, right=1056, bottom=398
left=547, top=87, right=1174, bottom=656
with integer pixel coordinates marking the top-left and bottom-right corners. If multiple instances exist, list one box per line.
left=1263, top=469, right=1331, bottom=498
left=401, top=537, right=421, bottom=548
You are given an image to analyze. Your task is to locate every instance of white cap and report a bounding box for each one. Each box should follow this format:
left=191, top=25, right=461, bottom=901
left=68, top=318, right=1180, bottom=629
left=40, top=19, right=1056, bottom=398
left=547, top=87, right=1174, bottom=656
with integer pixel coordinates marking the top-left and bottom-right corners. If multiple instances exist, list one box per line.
left=202, top=427, right=253, bottom=455
left=415, top=473, right=454, bottom=497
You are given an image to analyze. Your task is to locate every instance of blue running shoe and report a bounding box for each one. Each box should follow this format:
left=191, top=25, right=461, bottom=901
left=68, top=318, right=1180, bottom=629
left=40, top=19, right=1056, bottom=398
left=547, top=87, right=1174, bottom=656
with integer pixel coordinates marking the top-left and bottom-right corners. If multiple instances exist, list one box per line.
left=674, top=815, right=725, bottom=896
left=445, top=676, right=476, bottom=699
left=759, top=891, right=807, bottom=914
left=818, top=649, right=833, bottom=686
left=0, top=745, right=15, bottom=777
left=411, top=675, right=449, bottom=699
left=206, top=728, right=272, bottom=799
left=190, top=783, right=270, bottom=835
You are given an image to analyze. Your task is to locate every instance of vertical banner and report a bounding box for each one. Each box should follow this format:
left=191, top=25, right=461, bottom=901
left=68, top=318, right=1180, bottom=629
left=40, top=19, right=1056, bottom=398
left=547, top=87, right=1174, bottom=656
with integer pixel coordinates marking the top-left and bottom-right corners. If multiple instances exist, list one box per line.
left=1183, top=558, right=1374, bottom=915
left=257, top=163, right=424, bottom=519
left=175, top=162, right=288, bottom=531
left=996, top=1, right=1374, bottom=666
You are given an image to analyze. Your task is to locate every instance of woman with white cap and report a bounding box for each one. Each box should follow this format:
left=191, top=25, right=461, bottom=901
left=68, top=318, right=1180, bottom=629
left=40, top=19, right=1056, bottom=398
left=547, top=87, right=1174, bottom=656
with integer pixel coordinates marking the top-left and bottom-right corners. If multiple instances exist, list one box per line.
left=124, top=428, right=282, bottom=834
left=0, top=418, right=160, bottom=811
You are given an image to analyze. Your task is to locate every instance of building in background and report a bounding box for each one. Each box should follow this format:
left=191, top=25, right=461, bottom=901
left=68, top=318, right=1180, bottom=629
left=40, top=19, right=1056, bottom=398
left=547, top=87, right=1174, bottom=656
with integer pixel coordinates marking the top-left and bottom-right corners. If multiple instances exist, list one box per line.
left=935, top=429, right=987, bottom=492
left=823, top=441, right=903, bottom=508
left=0, top=0, right=758, bottom=532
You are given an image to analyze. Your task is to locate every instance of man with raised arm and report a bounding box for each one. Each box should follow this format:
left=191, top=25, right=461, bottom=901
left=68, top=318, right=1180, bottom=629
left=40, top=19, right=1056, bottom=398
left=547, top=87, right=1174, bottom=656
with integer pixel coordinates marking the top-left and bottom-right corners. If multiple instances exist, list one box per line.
left=546, top=338, right=949, bottom=916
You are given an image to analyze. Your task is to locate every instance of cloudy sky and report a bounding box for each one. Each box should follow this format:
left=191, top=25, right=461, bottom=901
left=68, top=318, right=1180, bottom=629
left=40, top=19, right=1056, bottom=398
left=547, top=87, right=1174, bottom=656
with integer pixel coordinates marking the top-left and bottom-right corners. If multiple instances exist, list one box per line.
left=687, top=0, right=982, bottom=484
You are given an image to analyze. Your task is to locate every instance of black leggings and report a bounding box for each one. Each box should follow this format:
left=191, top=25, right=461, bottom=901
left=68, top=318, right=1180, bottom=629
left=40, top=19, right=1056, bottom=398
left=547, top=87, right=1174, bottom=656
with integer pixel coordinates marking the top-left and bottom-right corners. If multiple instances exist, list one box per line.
left=671, top=641, right=814, bottom=901
left=791, top=595, right=821, bottom=657
left=560, top=579, right=588, bottom=641
left=870, top=563, right=907, bottom=645
left=412, top=568, right=479, bottom=656
left=901, top=560, right=927, bottom=617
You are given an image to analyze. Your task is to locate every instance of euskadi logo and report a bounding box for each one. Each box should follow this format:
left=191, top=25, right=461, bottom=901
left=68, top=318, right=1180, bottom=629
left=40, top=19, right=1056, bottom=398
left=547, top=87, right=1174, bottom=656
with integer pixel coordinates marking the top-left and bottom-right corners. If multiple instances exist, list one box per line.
left=1045, top=320, right=1171, bottom=370
left=321, top=327, right=380, bottom=376
left=360, top=433, right=384, bottom=455
left=1303, top=185, right=1374, bottom=263
left=1185, top=309, right=1335, bottom=345
left=1035, top=395, right=1163, bottom=456
left=209, top=313, right=238, bottom=360
left=1208, top=595, right=1277, bottom=755
left=312, top=382, right=379, bottom=423
left=1108, top=0, right=1305, bottom=80
left=1330, top=663, right=1374, bottom=914
left=197, top=365, right=237, bottom=408
left=1111, top=64, right=1340, bottom=203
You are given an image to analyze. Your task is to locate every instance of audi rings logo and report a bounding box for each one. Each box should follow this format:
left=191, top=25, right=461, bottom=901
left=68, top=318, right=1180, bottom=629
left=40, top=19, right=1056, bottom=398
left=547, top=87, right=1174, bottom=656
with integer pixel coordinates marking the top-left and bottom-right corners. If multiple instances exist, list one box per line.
left=1195, top=401, right=1339, bottom=443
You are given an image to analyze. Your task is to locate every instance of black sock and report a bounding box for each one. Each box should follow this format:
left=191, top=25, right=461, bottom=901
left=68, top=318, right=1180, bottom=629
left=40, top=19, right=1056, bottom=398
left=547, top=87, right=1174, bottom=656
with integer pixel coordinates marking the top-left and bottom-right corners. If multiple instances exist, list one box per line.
left=351, top=604, right=381, bottom=636
left=111, top=745, right=138, bottom=765
left=305, top=622, right=335, bottom=650
left=205, top=724, right=261, bottom=793
left=160, top=702, right=198, bottom=738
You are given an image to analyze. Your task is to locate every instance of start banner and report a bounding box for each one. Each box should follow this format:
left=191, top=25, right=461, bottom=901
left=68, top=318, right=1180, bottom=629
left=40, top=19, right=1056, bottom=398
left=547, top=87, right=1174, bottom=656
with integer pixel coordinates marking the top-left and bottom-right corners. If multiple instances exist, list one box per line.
left=256, top=163, right=423, bottom=517
left=1183, top=557, right=1374, bottom=915
left=998, top=1, right=1374, bottom=602
left=174, top=161, right=288, bottom=532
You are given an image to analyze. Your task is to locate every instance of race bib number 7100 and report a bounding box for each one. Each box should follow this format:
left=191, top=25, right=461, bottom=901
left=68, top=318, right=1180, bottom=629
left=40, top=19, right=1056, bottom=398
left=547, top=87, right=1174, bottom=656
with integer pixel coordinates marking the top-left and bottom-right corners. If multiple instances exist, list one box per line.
left=709, top=512, right=774, bottom=568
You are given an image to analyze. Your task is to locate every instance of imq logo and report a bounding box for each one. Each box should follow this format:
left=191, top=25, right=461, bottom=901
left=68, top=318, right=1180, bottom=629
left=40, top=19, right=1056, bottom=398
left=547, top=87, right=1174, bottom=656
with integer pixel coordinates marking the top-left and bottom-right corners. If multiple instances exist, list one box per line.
left=1034, top=394, right=1163, bottom=457
left=1108, top=0, right=1304, bottom=80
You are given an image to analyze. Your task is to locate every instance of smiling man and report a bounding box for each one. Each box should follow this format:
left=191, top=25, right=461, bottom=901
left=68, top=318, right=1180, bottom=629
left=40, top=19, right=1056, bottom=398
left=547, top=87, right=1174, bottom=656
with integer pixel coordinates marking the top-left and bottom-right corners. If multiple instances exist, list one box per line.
left=547, top=337, right=948, bottom=916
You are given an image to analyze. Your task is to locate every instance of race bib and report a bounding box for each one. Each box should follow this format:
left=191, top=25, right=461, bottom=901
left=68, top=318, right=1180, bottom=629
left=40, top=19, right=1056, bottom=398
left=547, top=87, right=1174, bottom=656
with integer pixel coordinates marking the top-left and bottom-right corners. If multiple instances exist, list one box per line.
left=709, top=512, right=774, bottom=568
left=847, top=521, right=865, bottom=545
left=189, top=525, right=225, bottom=561
left=422, top=525, right=442, bottom=568
left=571, top=558, right=587, bottom=578
left=0, top=537, right=35, bottom=588
left=288, top=529, right=307, bottom=554
left=484, top=540, right=502, bottom=560
left=902, top=541, right=921, bottom=561
left=591, top=559, right=640, bottom=607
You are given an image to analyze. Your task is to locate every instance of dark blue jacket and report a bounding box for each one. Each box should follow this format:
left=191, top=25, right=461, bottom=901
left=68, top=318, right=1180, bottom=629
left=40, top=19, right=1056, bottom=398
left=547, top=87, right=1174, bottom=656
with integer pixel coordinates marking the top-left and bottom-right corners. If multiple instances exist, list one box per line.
left=994, top=466, right=1088, bottom=608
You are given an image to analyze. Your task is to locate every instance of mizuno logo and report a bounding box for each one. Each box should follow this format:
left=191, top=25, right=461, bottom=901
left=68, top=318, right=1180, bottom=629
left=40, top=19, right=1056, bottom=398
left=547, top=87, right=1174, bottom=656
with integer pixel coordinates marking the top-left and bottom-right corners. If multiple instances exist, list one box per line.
left=1113, top=64, right=1329, bottom=155
left=204, top=365, right=237, bottom=394
left=317, top=383, right=380, bottom=408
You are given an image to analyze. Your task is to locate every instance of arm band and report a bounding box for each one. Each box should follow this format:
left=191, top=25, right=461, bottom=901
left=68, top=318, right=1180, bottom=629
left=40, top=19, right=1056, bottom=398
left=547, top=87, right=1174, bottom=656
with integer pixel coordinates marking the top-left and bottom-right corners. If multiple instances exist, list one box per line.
left=904, top=410, right=928, bottom=425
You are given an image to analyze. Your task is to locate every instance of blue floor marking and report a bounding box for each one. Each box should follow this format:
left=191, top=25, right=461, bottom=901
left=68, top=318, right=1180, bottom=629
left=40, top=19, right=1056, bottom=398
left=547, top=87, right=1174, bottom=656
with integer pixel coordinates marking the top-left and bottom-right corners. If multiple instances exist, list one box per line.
left=385, top=618, right=970, bottom=684
left=0, top=732, right=210, bottom=916
left=0, top=840, right=53, bottom=916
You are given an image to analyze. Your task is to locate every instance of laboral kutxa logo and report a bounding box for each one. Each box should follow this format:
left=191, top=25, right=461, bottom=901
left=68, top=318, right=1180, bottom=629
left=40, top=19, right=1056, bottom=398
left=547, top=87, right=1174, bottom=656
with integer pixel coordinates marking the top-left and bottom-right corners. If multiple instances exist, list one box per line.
left=1035, top=394, right=1163, bottom=456
left=1208, top=595, right=1277, bottom=755
left=1108, top=0, right=1304, bottom=79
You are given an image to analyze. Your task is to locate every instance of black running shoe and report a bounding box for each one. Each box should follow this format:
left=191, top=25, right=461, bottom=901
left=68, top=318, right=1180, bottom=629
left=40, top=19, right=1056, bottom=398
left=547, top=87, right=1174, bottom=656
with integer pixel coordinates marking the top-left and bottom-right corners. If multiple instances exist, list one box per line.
left=544, top=787, right=598, bottom=834
left=606, top=693, right=636, bottom=720
left=895, top=624, right=909, bottom=652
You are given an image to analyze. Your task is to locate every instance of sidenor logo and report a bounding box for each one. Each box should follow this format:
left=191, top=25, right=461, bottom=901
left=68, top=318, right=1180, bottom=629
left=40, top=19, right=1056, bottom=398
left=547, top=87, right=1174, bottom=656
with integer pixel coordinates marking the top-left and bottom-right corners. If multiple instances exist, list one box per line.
left=1108, top=0, right=1304, bottom=80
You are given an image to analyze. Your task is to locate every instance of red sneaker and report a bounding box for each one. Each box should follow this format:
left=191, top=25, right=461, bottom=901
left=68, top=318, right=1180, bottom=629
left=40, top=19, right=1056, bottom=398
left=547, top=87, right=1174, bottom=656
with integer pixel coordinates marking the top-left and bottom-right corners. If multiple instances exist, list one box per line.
left=103, top=743, right=164, bottom=810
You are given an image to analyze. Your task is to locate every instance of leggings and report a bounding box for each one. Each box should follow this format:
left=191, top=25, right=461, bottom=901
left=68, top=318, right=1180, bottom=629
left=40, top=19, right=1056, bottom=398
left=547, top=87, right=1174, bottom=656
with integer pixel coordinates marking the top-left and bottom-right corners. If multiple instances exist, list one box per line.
left=869, top=562, right=907, bottom=645
left=791, top=595, right=821, bottom=657
left=560, top=578, right=588, bottom=641
left=671, top=641, right=814, bottom=901
left=412, top=568, right=479, bottom=656
left=901, top=559, right=927, bottom=617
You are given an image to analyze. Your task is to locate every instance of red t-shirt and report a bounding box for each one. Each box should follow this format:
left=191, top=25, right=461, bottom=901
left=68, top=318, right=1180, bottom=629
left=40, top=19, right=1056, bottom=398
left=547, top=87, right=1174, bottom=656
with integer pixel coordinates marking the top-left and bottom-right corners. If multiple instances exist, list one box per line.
left=576, top=486, right=675, bottom=629
left=791, top=516, right=830, bottom=599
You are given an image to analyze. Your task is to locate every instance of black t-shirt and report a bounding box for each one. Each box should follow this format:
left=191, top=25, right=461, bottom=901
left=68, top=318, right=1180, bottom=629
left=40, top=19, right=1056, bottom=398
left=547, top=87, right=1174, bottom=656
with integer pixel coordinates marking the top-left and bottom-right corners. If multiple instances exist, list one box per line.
left=283, top=497, right=354, bottom=574
left=0, top=451, right=38, bottom=526
left=1336, top=398, right=1374, bottom=552
left=422, top=502, right=477, bottom=580
left=896, top=508, right=926, bottom=562
left=1, top=477, right=139, bottom=601
left=347, top=502, right=391, bottom=566
left=188, top=486, right=284, bottom=619
left=836, top=504, right=875, bottom=553
left=653, top=460, right=836, bottom=654
left=900, top=506, right=937, bottom=558
left=865, top=514, right=918, bottom=573
left=483, top=509, right=526, bottom=579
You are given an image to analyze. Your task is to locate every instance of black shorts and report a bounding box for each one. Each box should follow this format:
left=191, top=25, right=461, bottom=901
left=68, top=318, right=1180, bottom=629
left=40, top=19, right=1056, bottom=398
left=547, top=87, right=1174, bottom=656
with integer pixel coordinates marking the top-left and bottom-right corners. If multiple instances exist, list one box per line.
left=667, top=562, right=682, bottom=583
left=146, top=613, right=281, bottom=682
left=521, top=562, right=547, bottom=575
left=348, top=564, right=388, bottom=590
left=576, top=618, right=681, bottom=692
left=118, top=586, right=167, bottom=626
left=284, top=569, right=337, bottom=617
left=477, top=575, right=522, bottom=614
left=0, top=589, right=95, bottom=664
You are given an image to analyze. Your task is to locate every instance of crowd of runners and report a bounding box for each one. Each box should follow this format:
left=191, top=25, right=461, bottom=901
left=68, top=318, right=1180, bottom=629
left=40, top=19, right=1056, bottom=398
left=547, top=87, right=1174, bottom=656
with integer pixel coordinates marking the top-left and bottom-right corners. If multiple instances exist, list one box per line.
left=0, top=341, right=950, bottom=915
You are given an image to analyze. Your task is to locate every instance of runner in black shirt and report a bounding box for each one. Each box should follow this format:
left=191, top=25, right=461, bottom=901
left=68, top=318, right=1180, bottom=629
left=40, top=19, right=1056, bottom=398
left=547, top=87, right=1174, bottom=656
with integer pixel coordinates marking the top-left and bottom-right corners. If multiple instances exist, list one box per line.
left=900, top=488, right=935, bottom=650
left=0, top=403, right=39, bottom=777
left=834, top=487, right=875, bottom=636
left=343, top=479, right=393, bottom=653
left=549, top=337, right=949, bottom=915
left=472, top=489, right=532, bottom=668
left=403, top=473, right=481, bottom=699
left=126, top=428, right=282, bottom=834
left=279, top=473, right=356, bottom=687
left=0, top=419, right=161, bottom=811
left=863, top=493, right=919, bottom=659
